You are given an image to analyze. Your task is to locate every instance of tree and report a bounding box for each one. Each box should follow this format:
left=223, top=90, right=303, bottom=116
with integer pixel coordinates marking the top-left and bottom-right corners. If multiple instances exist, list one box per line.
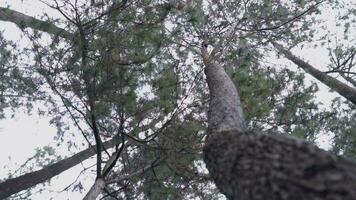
left=1, top=0, right=356, bottom=199
left=273, top=42, right=356, bottom=105
left=194, top=0, right=356, bottom=199
left=1, top=1, right=211, bottom=199
left=201, top=25, right=356, bottom=199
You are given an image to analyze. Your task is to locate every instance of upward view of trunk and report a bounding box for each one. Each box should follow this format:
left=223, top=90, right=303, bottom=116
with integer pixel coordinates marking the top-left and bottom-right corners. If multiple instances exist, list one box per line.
left=0, top=139, right=115, bottom=199
left=2, top=2, right=356, bottom=199
left=201, top=45, right=356, bottom=199
left=273, top=42, right=356, bottom=105
left=202, top=52, right=246, bottom=134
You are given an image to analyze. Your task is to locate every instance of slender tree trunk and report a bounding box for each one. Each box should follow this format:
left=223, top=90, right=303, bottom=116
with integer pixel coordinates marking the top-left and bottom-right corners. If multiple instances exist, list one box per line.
left=204, top=63, right=246, bottom=134
left=82, top=157, right=164, bottom=200
left=202, top=45, right=246, bottom=135
left=83, top=178, right=106, bottom=200
left=0, top=139, right=115, bottom=199
left=201, top=45, right=356, bottom=200
left=273, top=42, right=356, bottom=105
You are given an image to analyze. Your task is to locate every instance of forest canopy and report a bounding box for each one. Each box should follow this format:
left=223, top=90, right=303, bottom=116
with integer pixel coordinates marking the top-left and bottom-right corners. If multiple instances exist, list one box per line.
left=0, top=0, right=356, bottom=199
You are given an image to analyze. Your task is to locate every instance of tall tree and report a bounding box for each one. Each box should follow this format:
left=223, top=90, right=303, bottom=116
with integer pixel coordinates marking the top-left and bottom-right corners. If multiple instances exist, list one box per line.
left=201, top=26, right=356, bottom=199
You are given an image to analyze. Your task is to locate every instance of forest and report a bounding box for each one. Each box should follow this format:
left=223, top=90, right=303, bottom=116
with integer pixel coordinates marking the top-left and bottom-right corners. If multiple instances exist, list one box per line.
left=0, top=0, right=356, bottom=199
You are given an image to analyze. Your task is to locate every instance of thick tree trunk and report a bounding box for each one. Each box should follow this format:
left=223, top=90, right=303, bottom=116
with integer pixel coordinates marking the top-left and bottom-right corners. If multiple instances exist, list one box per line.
left=201, top=47, right=356, bottom=200
left=273, top=43, right=356, bottom=105
left=204, top=130, right=356, bottom=199
left=0, top=139, right=115, bottom=199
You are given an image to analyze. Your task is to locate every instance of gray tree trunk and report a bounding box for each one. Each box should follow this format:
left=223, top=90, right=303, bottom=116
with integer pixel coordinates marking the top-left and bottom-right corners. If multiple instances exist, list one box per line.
left=201, top=45, right=356, bottom=200
left=83, top=178, right=106, bottom=200
left=204, top=130, right=356, bottom=200
left=273, top=42, right=356, bottom=105
left=0, top=139, right=115, bottom=199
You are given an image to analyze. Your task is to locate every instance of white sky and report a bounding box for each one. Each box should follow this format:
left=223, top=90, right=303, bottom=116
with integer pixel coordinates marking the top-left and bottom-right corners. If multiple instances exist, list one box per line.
left=0, top=0, right=354, bottom=199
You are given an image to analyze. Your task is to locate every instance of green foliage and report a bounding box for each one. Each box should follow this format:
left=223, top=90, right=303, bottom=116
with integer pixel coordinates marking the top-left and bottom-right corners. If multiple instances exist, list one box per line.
left=1, top=0, right=356, bottom=199
left=0, top=32, right=41, bottom=117
left=232, top=64, right=324, bottom=140
left=152, top=66, right=179, bottom=113
left=326, top=99, right=356, bottom=159
left=137, top=118, right=210, bottom=199
left=33, top=146, right=61, bottom=167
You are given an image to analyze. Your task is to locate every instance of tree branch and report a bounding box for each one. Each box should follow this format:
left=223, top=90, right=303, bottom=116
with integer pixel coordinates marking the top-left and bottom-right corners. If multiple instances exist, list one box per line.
left=0, top=139, right=116, bottom=199
left=0, top=7, right=73, bottom=40
left=106, top=157, right=164, bottom=185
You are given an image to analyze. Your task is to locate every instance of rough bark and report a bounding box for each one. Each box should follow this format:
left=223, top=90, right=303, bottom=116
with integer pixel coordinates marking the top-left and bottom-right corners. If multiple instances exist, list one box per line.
left=273, top=42, right=356, bottom=105
left=202, top=46, right=246, bottom=134
left=0, top=7, right=73, bottom=40
left=0, top=139, right=115, bottom=199
left=201, top=44, right=356, bottom=200
left=204, top=130, right=356, bottom=200
left=83, top=178, right=106, bottom=200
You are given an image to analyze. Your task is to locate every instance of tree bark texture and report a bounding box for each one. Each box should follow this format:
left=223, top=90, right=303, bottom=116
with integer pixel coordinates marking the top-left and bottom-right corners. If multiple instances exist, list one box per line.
left=204, top=130, right=356, bottom=200
left=202, top=48, right=356, bottom=200
left=202, top=52, right=246, bottom=134
left=0, top=139, right=115, bottom=199
left=273, top=43, right=356, bottom=105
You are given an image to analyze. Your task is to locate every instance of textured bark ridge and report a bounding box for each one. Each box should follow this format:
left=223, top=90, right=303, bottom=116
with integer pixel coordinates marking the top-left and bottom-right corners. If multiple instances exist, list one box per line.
left=204, top=59, right=246, bottom=134
left=204, top=130, right=356, bottom=200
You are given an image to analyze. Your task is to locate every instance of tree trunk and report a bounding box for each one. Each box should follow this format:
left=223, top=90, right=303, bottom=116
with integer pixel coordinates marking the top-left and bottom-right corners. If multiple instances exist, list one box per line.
left=0, top=7, right=73, bottom=40
left=201, top=46, right=356, bottom=200
left=83, top=178, right=106, bottom=200
left=202, top=50, right=246, bottom=134
left=273, top=42, right=356, bottom=105
left=0, top=139, right=115, bottom=199
left=204, top=130, right=356, bottom=199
